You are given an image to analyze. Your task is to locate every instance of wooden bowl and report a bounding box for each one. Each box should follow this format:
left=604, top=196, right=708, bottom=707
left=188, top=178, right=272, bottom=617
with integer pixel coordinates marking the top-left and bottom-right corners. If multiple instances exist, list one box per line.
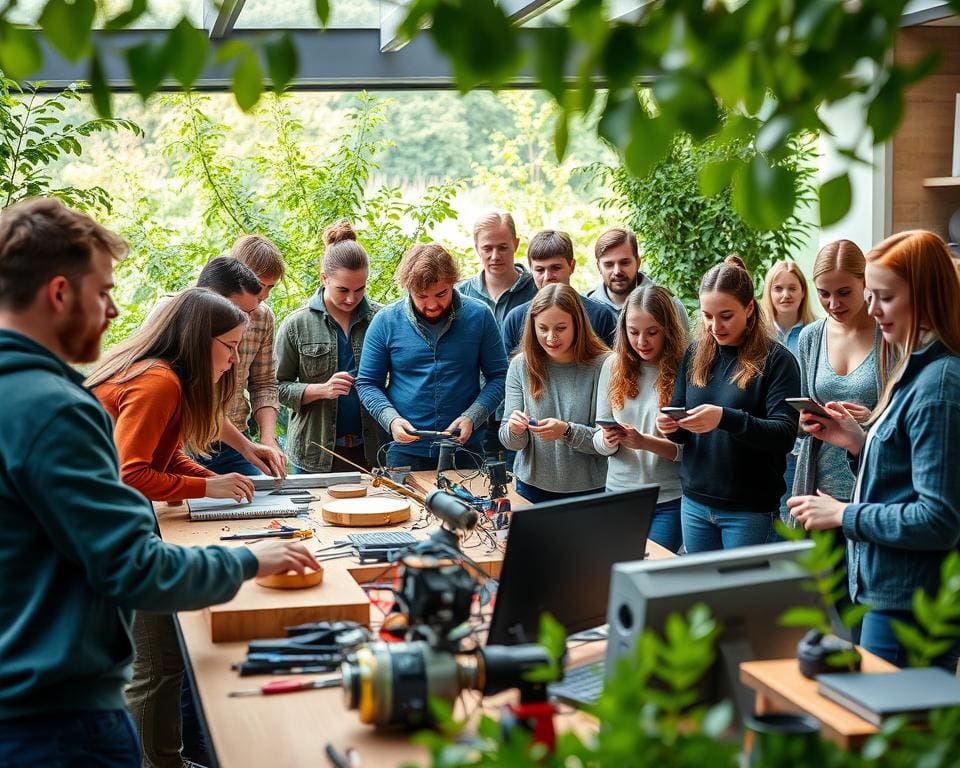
left=327, top=483, right=368, bottom=499
left=255, top=566, right=324, bottom=590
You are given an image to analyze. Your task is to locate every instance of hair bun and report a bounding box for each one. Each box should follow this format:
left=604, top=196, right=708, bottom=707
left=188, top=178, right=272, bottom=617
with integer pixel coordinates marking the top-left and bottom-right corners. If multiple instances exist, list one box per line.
left=724, top=254, right=747, bottom=270
left=323, top=220, right=357, bottom=246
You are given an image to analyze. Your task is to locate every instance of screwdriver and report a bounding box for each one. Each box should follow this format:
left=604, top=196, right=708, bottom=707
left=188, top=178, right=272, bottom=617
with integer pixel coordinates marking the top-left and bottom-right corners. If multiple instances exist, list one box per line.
left=228, top=676, right=342, bottom=697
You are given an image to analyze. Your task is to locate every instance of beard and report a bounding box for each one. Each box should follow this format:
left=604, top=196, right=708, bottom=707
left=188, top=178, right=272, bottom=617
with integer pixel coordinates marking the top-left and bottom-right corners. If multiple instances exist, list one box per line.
left=607, top=276, right=636, bottom=297
left=57, top=298, right=107, bottom=364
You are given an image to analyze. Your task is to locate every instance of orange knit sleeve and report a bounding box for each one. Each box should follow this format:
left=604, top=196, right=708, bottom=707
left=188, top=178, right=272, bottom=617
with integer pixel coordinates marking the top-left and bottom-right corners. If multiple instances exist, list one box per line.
left=111, top=369, right=209, bottom=501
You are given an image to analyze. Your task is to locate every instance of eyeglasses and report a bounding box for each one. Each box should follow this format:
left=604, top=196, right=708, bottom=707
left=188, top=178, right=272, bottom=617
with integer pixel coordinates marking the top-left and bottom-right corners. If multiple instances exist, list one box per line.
left=214, top=337, right=240, bottom=357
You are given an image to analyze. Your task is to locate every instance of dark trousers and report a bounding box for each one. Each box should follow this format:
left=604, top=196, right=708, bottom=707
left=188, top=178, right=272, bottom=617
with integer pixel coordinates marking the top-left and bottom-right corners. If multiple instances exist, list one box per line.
left=193, top=441, right=260, bottom=476
left=0, top=709, right=140, bottom=767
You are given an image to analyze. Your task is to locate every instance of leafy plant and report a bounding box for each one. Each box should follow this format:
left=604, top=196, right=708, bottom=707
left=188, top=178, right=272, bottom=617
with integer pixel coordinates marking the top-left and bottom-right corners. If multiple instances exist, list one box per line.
left=0, top=73, right=140, bottom=212
left=777, top=527, right=869, bottom=671
left=590, top=112, right=816, bottom=307
left=1, top=0, right=951, bottom=225
left=104, top=91, right=461, bottom=348
left=892, top=552, right=960, bottom=668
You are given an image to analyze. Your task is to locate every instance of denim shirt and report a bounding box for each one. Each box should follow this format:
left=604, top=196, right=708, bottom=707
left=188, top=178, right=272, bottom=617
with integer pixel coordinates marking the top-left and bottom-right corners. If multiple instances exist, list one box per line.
left=355, top=291, right=508, bottom=456
left=276, top=290, right=384, bottom=472
left=456, top=265, right=536, bottom=328
left=842, top=341, right=960, bottom=610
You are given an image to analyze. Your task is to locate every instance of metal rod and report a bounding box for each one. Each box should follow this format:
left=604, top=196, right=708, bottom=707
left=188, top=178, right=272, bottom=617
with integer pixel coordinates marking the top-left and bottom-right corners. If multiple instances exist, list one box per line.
left=310, top=442, right=426, bottom=506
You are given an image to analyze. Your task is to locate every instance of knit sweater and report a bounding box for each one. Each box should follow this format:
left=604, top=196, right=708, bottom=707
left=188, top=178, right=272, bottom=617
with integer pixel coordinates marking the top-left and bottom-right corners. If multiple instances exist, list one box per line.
left=668, top=341, right=800, bottom=512
left=592, top=356, right=682, bottom=501
left=499, top=354, right=608, bottom=493
left=94, top=362, right=214, bottom=502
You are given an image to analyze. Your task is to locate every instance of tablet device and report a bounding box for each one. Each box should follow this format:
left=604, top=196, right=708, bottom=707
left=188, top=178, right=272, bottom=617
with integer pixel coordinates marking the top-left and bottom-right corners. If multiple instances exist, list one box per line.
left=784, top=397, right=831, bottom=419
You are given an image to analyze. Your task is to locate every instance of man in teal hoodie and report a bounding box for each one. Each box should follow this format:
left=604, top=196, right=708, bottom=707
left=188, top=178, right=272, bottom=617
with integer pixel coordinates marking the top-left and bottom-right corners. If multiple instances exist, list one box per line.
left=0, top=198, right=318, bottom=766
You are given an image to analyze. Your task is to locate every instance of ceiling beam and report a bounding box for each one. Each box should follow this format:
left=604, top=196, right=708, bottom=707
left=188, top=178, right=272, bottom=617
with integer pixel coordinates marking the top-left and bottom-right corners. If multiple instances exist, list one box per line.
left=500, top=0, right=565, bottom=25
left=203, top=0, right=247, bottom=39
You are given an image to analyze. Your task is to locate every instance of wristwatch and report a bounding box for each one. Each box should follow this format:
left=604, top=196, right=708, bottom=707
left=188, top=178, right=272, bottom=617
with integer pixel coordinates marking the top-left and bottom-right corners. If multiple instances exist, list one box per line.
left=562, top=422, right=572, bottom=438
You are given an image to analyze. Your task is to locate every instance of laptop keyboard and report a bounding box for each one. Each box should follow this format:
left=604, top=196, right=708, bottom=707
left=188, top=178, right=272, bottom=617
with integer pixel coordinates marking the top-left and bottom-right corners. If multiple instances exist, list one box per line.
left=548, top=660, right=604, bottom=707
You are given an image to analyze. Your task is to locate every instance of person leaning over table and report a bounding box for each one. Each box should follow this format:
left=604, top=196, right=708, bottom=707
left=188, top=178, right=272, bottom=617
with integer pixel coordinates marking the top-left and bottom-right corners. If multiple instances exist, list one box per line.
left=788, top=230, right=960, bottom=670
left=0, top=198, right=318, bottom=768
left=86, top=287, right=288, bottom=768
left=276, top=220, right=385, bottom=473
left=499, top=284, right=609, bottom=504
left=355, top=242, right=508, bottom=471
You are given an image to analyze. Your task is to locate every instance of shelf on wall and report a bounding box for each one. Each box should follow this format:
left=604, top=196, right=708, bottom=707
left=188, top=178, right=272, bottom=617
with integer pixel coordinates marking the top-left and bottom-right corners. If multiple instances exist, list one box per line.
left=923, top=177, right=960, bottom=187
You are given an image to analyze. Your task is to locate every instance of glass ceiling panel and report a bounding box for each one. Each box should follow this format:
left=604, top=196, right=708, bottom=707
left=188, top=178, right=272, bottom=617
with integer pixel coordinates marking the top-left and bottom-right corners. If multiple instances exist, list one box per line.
left=235, top=0, right=381, bottom=29
left=5, top=0, right=202, bottom=29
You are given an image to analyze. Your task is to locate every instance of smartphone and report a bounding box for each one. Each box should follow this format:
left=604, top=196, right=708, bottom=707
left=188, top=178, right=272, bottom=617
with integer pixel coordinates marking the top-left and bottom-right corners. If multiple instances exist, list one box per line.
left=527, top=418, right=539, bottom=427
left=405, top=429, right=462, bottom=439
left=659, top=407, right=689, bottom=420
left=785, top=397, right=832, bottom=419
left=595, top=419, right=625, bottom=430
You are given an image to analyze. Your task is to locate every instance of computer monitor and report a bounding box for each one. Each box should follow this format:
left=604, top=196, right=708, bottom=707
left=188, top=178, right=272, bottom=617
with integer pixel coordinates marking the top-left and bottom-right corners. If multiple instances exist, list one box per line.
left=604, top=540, right=817, bottom=715
left=486, top=485, right=659, bottom=646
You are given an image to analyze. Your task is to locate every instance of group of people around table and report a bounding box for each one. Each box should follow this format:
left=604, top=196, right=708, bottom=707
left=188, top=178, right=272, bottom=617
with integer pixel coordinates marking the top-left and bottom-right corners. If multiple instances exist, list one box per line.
left=1, top=198, right=959, bottom=767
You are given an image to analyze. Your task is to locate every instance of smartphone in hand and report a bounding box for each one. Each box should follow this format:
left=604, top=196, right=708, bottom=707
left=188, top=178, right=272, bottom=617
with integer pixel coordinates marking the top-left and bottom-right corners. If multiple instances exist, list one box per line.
left=784, top=397, right=831, bottom=419
left=659, top=407, right=689, bottom=420
left=595, top=419, right=625, bottom=431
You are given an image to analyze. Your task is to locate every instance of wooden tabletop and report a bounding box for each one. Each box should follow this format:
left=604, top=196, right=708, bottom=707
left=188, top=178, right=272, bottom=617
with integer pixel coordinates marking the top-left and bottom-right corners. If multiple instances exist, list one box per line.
left=739, top=651, right=899, bottom=750
left=157, top=473, right=673, bottom=767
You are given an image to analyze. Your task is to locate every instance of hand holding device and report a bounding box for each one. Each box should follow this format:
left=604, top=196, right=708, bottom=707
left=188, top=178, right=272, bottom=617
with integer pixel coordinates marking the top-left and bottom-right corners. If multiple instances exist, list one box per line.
left=799, top=401, right=866, bottom=455
left=528, top=417, right=567, bottom=442
left=320, top=371, right=355, bottom=399
left=403, top=428, right=461, bottom=440
left=507, top=410, right=532, bottom=435
left=785, top=397, right=831, bottom=419
left=670, top=404, right=723, bottom=434
left=390, top=417, right=420, bottom=444
left=445, top=416, right=473, bottom=445
left=659, top=407, right=689, bottom=420
left=595, top=419, right=625, bottom=431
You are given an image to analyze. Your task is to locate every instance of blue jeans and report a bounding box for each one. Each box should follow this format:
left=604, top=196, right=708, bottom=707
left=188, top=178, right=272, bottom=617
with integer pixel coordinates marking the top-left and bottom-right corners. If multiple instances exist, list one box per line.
left=0, top=709, right=140, bottom=767
left=514, top=480, right=602, bottom=505
left=859, top=609, right=960, bottom=670
left=680, top=496, right=776, bottom=553
left=650, top=497, right=683, bottom=553
left=193, top=441, right=260, bottom=476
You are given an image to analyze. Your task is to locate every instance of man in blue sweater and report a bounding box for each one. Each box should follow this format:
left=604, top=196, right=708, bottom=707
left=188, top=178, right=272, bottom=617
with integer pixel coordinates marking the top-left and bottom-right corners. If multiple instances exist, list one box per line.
left=356, top=242, right=508, bottom=471
left=0, top=199, right=317, bottom=765
left=501, top=229, right=617, bottom=355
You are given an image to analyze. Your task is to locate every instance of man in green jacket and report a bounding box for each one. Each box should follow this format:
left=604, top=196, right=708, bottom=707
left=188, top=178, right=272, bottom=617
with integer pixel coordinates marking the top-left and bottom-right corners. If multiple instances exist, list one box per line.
left=0, top=198, right=318, bottom=766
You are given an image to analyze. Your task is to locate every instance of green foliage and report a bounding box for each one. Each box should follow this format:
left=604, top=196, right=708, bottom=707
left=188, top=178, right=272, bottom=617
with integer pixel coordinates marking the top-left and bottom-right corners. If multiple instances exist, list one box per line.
left=591, top=115, right=815, bottom=308
left=0, top=74, right=140, bottom=212
left=104, top=91, right=461, bottom=348
left=891, top=552, right=960, bottom=668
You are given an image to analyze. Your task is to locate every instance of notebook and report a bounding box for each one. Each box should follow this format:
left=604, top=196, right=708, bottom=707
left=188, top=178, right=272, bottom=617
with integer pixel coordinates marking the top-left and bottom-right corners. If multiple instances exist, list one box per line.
left=187, top=491, right=302, bottom=522
left=817, top=668, right=960, bottom=726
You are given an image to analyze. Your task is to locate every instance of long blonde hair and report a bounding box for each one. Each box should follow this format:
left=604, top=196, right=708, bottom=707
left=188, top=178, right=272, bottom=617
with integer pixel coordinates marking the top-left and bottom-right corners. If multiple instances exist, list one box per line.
left=867, top=231, right=960, bottom=415
left=609, top=285, right=687, bottom=409
left=691, top=256, right=773, bottom=389
left=86, top=288, right=247, bottom=456
left=520, top=284, right=608, bottom=400
left=762, top=260, right=815, bottom=328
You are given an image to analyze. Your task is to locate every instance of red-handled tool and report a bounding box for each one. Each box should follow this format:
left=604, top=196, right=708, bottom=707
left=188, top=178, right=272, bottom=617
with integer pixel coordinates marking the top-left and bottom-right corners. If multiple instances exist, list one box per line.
left=228, top=676, right=342, bottom=697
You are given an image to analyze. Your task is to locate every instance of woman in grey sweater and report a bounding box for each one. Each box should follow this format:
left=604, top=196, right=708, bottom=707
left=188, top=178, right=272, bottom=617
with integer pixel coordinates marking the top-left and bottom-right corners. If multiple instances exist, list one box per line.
left=593, top=285, right=687, bottom=551
left=499, top=284, right=609, bottom=503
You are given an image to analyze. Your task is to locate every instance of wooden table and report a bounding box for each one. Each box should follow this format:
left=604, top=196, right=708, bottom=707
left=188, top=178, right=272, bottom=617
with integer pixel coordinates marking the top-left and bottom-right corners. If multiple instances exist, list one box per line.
left=157, top=473, right=673, bottom=767
left=739, top=651, right=899, bottom=750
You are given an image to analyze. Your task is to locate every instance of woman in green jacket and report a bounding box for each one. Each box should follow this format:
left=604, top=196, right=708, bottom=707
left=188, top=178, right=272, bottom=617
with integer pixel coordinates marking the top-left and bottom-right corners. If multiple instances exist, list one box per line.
left=276, top=221, right=383, bottom=472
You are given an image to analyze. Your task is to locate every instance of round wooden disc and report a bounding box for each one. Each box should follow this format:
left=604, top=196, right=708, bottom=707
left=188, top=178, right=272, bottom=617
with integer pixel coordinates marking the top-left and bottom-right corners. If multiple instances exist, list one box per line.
left=255, top=566, right=324, bottom=590
left=327, top=483, right=368, bottom=499
left=321, top=497, right=411, bottom=527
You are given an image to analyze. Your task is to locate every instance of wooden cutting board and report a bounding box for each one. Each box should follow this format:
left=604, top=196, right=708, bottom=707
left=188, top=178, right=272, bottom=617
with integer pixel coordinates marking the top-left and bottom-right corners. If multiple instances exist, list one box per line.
left=321, top=496, right=411, bottom=527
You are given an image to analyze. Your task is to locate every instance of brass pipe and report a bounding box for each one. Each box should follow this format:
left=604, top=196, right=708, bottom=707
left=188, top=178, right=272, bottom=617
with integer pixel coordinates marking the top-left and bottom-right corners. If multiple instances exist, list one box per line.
left=311, top=442, right=426, bottom=506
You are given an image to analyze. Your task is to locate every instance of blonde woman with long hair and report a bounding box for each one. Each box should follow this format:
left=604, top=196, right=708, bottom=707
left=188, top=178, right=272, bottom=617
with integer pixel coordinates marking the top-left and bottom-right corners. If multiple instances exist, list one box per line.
left=499, top=283, right=609, bottom=503
left=658, top=256, right=800, bottom=552
left=789, top=231, right=960, bottom=668
left=762, top=260, right=815, bottom=354
left=594, top=284, right=687, bottom=551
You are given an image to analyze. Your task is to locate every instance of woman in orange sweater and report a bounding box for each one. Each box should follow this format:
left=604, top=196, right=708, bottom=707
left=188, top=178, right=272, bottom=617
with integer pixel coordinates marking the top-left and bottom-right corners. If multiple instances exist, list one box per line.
left=86, top=287, right=257, bottom=768
left=89, top=287, right=255, bottom=504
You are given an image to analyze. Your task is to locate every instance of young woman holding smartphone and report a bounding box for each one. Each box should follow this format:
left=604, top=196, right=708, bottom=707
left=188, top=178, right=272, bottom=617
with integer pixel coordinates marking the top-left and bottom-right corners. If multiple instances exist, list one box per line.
left=593, top=284, right=687, bottom=551
left=500, top=283, right=609, bottom=503
left=658, top=256, right=800, bottom=552
left=789, top=231, right=960, bottom=668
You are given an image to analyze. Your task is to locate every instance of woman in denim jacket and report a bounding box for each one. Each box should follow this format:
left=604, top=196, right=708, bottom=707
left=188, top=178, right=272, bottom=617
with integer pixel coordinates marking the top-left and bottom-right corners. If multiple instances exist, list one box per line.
left=789, top=231, right=960, bottom=667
